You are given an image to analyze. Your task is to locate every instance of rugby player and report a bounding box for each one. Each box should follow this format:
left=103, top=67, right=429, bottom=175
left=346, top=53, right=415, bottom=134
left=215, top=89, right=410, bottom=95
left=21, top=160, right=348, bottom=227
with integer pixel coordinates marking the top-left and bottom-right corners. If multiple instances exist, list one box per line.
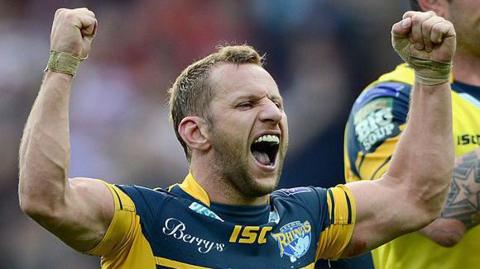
left=20, top=8, right=455, bottom=268
left=344, top=0, right=480, bottom=268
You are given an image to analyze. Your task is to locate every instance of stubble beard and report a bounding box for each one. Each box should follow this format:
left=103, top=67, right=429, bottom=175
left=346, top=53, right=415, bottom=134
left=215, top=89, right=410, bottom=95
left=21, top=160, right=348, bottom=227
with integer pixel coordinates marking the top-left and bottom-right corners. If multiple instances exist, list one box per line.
left=210, top=129, right=283, bottom=199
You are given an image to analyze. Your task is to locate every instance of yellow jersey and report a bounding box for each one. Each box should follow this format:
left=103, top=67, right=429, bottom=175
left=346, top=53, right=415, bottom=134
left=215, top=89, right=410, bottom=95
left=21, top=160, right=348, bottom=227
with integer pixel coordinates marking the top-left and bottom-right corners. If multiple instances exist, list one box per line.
left=344, top=64, right=480, bottom=269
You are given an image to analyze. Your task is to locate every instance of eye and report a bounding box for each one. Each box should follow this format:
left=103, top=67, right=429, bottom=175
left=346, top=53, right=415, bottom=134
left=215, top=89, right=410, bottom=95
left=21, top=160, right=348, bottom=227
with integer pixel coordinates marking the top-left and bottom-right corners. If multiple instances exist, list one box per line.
left=273, top=100, right=283, bottom=109
left=236, top=102, right=253, bottom=110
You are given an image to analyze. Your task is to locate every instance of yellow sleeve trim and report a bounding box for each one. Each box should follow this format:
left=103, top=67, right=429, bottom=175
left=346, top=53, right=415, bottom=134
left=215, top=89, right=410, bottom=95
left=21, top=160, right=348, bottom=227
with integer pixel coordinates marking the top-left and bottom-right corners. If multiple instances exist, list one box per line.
left=87, top=183, right=136, bottom=256
left=316, top=185, right=356, bottom=260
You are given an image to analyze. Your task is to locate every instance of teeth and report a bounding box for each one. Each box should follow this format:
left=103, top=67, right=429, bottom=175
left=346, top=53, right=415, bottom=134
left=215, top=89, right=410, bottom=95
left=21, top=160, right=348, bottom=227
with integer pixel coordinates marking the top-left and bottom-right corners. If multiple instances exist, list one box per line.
left=254, top=135, right=280, bottom=144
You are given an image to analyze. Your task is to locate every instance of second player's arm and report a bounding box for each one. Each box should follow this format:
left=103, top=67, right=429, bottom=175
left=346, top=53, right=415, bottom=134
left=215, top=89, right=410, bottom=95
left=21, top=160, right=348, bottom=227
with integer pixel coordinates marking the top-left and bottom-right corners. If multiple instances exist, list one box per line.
left=419, top=148, right=480, bottom=246
left=341, top=11, right=455, bottom=257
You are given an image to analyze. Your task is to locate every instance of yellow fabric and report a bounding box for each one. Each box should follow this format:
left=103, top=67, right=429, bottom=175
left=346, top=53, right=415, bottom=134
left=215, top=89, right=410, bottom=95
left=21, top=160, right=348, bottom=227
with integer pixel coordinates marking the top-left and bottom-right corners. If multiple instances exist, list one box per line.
left=87, top=183, right=156, bottom=269
left=344, top=64, right=480, bottom=269
left=179, top=173, right=211, bottom=206
left=316, top=185, right=356, bottom=260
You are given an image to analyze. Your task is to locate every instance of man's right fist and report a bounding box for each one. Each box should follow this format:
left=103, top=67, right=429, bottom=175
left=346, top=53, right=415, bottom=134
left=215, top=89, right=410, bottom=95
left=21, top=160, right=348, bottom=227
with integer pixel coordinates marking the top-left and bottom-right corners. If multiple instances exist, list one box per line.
left=391, top=11, right=456, bottom=85
left=392, top=11, right=456, bottom=64
left=50, top=8, right=97, bottom=58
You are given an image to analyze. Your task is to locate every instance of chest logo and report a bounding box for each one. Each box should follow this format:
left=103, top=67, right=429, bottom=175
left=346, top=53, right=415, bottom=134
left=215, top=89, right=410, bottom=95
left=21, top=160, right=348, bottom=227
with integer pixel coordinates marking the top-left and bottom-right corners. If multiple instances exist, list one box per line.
left=271, top=220, right=311, bottom=263
left=162, top=218, right=225, bottom=253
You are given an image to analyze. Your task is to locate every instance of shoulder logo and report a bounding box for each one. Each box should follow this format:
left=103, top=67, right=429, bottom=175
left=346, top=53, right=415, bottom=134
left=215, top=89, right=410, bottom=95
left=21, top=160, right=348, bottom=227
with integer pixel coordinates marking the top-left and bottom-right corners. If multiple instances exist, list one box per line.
left=353, top=98, right=397, bottom=152
left=271, top=220, right=311, bottom=263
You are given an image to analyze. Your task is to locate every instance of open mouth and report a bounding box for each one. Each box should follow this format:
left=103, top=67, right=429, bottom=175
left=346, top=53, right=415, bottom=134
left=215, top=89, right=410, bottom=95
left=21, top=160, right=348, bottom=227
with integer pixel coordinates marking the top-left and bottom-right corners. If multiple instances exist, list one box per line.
left=250, top=134, right=280, bottom=167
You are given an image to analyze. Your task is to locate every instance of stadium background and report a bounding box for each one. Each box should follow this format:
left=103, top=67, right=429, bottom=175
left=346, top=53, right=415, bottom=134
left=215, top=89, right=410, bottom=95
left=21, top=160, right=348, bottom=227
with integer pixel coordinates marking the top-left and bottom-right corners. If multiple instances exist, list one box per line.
left=0, top=0, right=408, bottom=268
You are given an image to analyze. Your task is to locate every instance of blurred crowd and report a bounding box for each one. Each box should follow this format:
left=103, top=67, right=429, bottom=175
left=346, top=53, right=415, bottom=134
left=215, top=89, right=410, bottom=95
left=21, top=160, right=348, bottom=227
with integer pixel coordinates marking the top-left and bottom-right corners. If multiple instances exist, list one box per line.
left=0, top=0, right=406, bottom=268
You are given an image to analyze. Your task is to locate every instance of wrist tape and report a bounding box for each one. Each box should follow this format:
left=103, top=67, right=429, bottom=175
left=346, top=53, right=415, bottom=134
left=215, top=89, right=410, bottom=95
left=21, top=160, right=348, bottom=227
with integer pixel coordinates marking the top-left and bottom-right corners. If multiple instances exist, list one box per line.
left=410, top=57, right=452, bottom=86
left=45, top=51, right=85, bottom=77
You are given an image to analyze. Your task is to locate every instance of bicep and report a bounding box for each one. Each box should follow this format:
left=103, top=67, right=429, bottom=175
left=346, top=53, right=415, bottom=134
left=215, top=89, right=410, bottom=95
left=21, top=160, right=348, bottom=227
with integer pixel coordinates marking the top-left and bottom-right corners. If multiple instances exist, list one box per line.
left=46, top=177, right=115, bottom=252
left=341, top=177, right=419, bottom=257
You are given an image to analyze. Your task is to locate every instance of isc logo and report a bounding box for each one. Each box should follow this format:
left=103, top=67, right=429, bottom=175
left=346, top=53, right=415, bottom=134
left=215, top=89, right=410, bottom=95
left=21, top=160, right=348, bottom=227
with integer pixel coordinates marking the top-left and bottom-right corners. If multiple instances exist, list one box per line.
left=229, top=225, right=273, bottom=244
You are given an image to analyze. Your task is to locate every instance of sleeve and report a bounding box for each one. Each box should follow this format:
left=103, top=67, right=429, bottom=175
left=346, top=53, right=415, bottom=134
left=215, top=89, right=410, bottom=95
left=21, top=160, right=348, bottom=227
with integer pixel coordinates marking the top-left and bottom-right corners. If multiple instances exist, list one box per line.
left=344, top=82, right=411, bottom=182
left=86, top=183, right=137, bottom=257
left=315, top=185, right=356, bottom=260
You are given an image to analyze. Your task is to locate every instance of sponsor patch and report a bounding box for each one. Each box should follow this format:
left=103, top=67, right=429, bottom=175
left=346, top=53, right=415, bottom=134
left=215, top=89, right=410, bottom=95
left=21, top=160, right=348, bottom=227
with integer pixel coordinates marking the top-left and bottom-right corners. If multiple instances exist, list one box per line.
left=188, top=202, right=224, bottom=221
left=271, top=221, right=311, bottom=263
left=162, top=217, right=225, bottom=253
left=457, top=134, right=480, bottom=146
left=353, top=98, right=397, bottom=152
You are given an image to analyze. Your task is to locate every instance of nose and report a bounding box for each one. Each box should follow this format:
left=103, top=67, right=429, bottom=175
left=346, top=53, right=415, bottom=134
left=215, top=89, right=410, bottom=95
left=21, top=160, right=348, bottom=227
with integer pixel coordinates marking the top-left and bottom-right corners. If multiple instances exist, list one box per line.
left=259, top=99, right=283, bottom=124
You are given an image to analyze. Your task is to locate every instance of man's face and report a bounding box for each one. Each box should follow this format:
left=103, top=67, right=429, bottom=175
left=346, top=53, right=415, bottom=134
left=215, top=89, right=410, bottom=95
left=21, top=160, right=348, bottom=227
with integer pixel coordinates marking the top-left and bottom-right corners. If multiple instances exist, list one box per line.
left=205, top=63, right=288, bottom=198
left=444, top=0, right=480, bottom=55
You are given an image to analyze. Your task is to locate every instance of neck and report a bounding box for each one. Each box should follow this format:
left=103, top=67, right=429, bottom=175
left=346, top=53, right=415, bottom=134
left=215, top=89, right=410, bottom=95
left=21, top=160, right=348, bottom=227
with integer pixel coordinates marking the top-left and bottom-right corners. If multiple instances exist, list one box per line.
left=453, top=49, right=480, bottom=86
left=189, top=155, right=269, bottom=206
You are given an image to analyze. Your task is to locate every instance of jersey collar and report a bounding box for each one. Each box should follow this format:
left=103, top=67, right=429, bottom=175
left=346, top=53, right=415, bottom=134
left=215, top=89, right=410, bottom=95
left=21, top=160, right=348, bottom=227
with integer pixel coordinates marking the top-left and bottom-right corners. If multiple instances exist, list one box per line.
left=179, top=173, right=211, bottom=206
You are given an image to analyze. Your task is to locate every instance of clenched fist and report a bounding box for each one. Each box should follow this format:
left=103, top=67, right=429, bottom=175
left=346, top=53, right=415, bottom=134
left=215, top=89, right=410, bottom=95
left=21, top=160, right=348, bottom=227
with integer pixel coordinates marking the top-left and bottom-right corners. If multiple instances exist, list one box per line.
left=392, top=11, right=456, bottom=85
left=50, top=8, right=97, bottom=58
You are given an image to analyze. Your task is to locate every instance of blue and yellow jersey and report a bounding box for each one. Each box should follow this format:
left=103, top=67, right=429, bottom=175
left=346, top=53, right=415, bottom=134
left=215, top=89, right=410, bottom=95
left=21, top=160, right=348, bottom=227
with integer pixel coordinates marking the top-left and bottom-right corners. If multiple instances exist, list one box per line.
left=344, top=63, right=480, bottom=269
left=87, top=174, right=356, bottom=268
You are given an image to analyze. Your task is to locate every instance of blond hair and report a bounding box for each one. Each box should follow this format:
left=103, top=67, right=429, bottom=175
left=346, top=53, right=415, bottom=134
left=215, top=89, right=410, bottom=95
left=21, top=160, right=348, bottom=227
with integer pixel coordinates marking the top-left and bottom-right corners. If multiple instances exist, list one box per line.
left=168, top=45, right=264, bottom=160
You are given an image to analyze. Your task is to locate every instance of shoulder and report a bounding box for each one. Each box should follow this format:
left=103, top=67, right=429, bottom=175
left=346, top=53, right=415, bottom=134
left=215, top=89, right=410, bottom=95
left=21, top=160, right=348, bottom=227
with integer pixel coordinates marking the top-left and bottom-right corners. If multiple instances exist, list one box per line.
left=352, top=63, right=414, bottom=112
left=344, top=65, right=413, bottom=180
left=352, top=82, right=412, bottom=113
left=272, top=186, right=327, bottom=203
left=116, top=185, right=172, bottom=222
left=346, top=79, right=411, bottom=154
left=272, top=186, right=331, bottom=227
left=347, top=64, right=415, bottom=145
left=117, top=184, right=171, bottom=204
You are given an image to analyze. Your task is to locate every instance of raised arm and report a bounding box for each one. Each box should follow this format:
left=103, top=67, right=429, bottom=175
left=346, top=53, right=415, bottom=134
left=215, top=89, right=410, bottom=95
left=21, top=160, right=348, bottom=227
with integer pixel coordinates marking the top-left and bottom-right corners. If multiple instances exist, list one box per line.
left=342, top=11, right=456, bottom=257
left=18, top=8, right=113, bottom=252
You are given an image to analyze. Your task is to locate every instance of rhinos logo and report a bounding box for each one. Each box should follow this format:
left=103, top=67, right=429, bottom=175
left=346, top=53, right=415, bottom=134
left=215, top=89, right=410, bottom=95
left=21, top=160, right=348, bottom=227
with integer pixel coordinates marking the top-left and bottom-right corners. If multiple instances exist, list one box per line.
left=271, top=221, right=311, bottom=263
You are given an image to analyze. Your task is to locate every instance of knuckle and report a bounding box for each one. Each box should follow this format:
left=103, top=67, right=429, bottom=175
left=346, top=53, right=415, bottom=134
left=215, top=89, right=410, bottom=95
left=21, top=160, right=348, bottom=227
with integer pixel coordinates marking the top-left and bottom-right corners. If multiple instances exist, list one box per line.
left=55, top=8, right=66, bottom=17
left=421, top=22, right=430, bottom=31
left=434, top=23, right=443, bottom=30
left=411, top=15, right=421, bottom=23
left=432, top=23, right=441, bottom=32
left=63, top=10, right=78, bottom=20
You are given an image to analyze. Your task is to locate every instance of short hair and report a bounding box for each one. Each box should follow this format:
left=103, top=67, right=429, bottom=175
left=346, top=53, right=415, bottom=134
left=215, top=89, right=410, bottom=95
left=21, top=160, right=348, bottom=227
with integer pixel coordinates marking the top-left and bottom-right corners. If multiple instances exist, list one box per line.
left=409, top=0, right=422, bottom=11
left=168, top=45, right=264, bottom=160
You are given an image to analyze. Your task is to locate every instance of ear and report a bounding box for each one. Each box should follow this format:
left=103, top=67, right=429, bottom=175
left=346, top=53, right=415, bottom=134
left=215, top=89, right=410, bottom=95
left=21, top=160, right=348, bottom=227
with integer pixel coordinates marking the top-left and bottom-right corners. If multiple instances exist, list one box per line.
left=178, top=116, right=211, bottom=153
left=417, top=0, right=450, bottom=18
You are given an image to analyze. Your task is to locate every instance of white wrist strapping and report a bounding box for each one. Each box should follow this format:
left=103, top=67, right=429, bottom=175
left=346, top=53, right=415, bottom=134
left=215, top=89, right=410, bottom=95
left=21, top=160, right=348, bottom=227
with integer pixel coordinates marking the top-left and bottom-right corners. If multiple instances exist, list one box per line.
left=45, top=51, right=85, bottom=77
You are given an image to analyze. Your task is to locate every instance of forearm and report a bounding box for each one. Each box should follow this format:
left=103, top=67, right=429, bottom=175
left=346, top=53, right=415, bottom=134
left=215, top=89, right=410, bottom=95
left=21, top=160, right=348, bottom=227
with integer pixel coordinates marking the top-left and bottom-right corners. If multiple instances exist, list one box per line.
left=386, top=81, right=454, bottom=223
left=19, top=71, right=73, bottom=215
